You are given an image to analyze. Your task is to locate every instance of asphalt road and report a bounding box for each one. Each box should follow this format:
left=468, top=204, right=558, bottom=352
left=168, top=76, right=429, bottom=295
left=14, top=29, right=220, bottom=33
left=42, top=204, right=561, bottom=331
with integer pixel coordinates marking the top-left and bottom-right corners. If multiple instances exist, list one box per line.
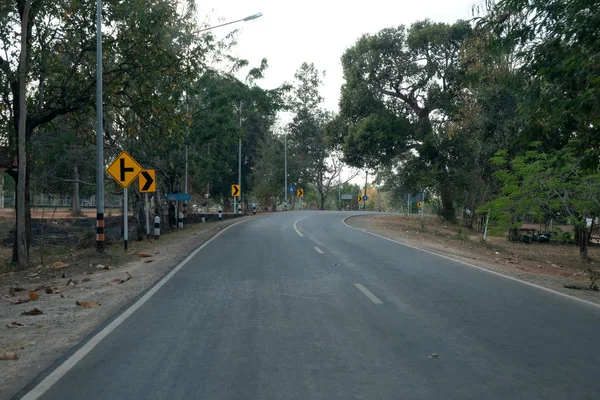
left=21, top=211, right=600, bottom=400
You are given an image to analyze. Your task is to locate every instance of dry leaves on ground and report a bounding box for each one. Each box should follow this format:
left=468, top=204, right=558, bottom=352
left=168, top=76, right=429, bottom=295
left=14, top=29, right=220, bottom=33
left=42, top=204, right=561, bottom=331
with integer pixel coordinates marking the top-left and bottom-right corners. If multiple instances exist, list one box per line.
left=138, top=252, right=152, bottom=258
left=21, top=308, right=43, bottom=316
left=0, top=352, right=18, bottom=360
left=108, top=272, right=133, bottom=286
left=76, top=301, right=100, bottom=309
left=52, top=261, right=69, bottom=269
left=29, top=291, right=39, bottom=301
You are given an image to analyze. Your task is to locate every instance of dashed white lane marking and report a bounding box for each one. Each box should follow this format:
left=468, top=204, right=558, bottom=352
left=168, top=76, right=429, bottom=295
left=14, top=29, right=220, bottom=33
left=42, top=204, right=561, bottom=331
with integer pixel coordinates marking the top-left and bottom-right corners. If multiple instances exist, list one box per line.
left=342, top=216, right=600, bottom=310
left=314, top=246, right=324, bottom=254
left=354, top=283, right=384, bottom=304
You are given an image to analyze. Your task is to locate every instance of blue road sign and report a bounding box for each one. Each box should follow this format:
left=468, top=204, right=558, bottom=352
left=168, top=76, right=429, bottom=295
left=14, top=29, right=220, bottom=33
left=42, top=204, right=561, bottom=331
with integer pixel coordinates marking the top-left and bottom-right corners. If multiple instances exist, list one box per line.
left=288, top=185, right=295, bottom=193
left=166, top=193, right=191, bottom=201
left=363, top=195, right=369, bottom=201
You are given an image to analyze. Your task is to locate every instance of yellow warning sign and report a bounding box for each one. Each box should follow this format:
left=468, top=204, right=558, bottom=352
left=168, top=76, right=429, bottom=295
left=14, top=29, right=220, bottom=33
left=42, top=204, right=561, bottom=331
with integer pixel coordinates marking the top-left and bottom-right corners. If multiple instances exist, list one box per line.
left=107, top=151, right=143, bottom=189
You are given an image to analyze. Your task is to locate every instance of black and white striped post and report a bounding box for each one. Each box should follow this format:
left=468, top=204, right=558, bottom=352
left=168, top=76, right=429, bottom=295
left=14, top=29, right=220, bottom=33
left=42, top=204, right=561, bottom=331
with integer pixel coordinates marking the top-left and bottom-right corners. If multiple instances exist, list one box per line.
left=178, top=212, right=183, bottom=228
left=238, top=204, right=242, bottom=216
left=252, top=204, right=256, bottom=215
left=218, top=205, right=223, bottom=220
left=154, top=215, right=160, bottom=239
left=201, top=207, right=205, bottom=223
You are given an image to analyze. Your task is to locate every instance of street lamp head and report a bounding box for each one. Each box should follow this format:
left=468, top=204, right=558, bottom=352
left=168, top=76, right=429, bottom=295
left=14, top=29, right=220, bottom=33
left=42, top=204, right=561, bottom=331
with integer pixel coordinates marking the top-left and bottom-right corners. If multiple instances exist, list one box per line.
left=243, top=12, right=263, bottom=21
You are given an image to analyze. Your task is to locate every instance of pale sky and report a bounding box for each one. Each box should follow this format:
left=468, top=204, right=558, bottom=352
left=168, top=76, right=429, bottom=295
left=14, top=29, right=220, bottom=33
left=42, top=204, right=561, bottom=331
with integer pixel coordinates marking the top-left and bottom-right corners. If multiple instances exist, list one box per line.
left=195, top=0, right=479, bottom=112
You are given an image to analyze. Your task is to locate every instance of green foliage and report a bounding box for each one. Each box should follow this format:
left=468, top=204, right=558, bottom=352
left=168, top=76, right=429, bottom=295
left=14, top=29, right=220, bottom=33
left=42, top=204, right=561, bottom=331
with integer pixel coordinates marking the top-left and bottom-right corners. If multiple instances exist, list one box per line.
left=484, top=142, right=600, bottom=232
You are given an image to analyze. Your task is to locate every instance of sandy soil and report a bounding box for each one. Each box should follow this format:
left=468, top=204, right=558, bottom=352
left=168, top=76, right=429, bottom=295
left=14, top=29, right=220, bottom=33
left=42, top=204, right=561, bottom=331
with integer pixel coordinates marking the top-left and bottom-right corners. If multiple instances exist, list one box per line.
left=0, top=215, right=262, bottom=399
left=347, top=214, right=600, bottom=305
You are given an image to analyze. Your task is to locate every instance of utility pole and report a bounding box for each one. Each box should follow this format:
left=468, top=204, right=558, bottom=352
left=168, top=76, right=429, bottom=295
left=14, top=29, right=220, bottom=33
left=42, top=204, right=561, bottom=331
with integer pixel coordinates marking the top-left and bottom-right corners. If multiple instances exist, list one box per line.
left=95, top=0, right=105, bottom=252
left=364, top=170, right=368, bottom=211
left=238, top=102, right=242, bottom=215
left=338, top=169, right=341, bottom=210
left=284, top=132, right=287, bottom=211
left=234, top=103, right=242, bottom=215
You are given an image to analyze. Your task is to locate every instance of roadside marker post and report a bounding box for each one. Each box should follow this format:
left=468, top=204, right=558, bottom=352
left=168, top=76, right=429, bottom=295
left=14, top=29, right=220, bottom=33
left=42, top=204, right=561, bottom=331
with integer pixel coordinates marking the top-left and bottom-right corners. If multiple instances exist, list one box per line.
left=178, top=212, right=183, bottom=229
left=252, top=204, right=256, bottom=215
left=201, top=207, right=205, bottom=223
left=154, top=215, right=160, bottom=239
left=218, top=205, right=223, bottom=220
left=238, top=204, right=242, bottom=216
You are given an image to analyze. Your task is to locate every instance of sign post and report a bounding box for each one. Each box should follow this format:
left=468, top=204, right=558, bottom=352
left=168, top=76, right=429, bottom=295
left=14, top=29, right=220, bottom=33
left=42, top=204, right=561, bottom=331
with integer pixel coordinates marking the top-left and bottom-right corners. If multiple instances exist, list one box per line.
left=106, top=151, right=142, bottom=250
left=139, top=169, right=156, bottom=240
left=123, top=188, right=128, bottom=250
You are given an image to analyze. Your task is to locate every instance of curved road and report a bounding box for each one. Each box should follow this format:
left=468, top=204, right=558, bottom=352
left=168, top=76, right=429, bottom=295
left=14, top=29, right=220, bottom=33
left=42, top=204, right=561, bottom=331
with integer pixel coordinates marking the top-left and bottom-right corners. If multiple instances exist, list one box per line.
left=18, top=211, right=600, bottom=400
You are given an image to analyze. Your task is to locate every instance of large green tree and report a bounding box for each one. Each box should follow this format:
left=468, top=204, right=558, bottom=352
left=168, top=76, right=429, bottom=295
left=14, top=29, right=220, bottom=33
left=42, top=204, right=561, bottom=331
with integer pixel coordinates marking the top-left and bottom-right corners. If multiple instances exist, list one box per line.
left=332, top=20, right=472, bottom=221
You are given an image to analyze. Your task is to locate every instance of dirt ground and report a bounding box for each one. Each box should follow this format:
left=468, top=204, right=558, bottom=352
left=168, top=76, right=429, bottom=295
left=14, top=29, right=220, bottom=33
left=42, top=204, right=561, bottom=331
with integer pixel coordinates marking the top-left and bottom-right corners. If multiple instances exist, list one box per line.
left=0, top=214, right=261, bottom=400
left=347, top=214, right=600, bottom=305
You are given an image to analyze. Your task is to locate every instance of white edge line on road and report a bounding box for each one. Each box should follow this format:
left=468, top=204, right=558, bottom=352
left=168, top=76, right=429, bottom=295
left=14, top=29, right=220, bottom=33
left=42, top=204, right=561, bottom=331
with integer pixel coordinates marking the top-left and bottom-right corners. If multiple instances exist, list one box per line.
left=21, top=217, right=259, bottom=400
left=342, top=216, right=600, bottom=310
left=293, top=213, right=324, bottom=238
left=354, top=283, right=383, bottom=304
left=314, top=246, right=324, bottom=254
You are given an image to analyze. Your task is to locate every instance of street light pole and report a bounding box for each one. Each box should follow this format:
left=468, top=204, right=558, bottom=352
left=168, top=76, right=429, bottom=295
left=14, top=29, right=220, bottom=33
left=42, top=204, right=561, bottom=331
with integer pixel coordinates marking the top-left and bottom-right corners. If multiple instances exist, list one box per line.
left=236, top=102, right=242, bottom=216
left=95, top=0, right=105, bottom=252
left=284, top=132, right=287, bottom=211
left=198, top=12, right=263, bottom=32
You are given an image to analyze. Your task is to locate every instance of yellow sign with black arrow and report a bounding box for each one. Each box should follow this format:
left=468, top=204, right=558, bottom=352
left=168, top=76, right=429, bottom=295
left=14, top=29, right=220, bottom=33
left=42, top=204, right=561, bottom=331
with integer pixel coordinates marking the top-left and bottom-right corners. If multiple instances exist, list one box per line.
left=296, top=189, right=304, bottom=197
left=358, top=195, right=363, bottom=202
left=139, top=170, right=156, bottom=193
left=417, top=201, right=423, bottom=208
left=106, top=151, right=143, bottom=189
left=232, top=184, right=240, bottom=197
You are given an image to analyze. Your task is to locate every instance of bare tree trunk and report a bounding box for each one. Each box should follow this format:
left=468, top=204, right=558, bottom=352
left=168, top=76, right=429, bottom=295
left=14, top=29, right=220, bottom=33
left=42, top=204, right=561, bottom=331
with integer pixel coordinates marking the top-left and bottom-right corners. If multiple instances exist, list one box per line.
left=16, top=0, right=32, bottom=268
left=0, top=169, right=4, bottom=208
left=440, top=185, right=456, bottom=223
left=71, top=164, right=81, bottom=216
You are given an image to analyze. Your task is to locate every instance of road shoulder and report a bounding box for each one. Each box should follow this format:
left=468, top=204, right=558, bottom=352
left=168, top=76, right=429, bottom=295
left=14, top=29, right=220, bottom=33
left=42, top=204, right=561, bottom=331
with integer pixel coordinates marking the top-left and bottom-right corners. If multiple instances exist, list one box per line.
left=345, top=214, right=600, bottom=307
left=0, top=215, right=263, bottom=400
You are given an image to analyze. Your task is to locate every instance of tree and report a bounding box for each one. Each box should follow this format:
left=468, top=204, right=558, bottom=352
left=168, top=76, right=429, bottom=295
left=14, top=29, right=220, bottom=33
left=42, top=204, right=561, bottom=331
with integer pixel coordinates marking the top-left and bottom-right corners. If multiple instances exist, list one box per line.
left=0, top=0, right=214, bottom=264
left=487, top=142, right=600, bottom=260
left=332, top=20, right=472, bottom=221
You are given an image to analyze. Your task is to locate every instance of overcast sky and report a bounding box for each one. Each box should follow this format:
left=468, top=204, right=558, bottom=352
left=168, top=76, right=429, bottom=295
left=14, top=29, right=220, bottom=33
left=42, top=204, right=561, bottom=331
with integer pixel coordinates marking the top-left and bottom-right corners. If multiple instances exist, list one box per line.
left=194, top=0, right=480, bottom=112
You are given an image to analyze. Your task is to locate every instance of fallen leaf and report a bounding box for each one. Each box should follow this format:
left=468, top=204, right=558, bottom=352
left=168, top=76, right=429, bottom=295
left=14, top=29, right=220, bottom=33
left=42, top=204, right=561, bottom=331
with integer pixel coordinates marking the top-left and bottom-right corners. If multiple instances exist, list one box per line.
left=0, top=352, right=18, bottom=360
left=144, top=259, right=154, bottom=264
left=9, top=287, right=25, bottom=296
left=45, top=287, right=53, bottom=294
left=76, top=301, right=100, bottom=309
left=138, top=252, right=152, bottom=258
left=29, top=291, right=39, bottom=301
left=36, top=324, right=44, bottom=328
left=96, top=264, right=109, bottom=270
left=7, top=322, right=25, bottom=328
left=122, top=272, right=132, bottom=283
left=21, top=308, right=43, bottom=316
left=53, top=262, right=69, bottom=269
